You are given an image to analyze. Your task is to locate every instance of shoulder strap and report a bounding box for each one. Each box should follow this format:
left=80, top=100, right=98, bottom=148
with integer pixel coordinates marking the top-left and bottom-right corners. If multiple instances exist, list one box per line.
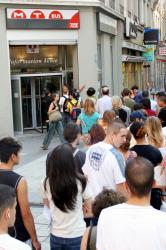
left=73, top=149, right=79, bottom=157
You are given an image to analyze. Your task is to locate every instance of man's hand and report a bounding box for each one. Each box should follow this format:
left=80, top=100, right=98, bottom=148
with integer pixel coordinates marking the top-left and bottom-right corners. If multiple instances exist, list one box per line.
left=32, top=239, right=41, bottom=250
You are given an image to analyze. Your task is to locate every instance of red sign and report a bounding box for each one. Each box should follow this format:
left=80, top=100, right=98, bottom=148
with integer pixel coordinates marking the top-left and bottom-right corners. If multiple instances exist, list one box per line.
left=30, top=10, right=45, bottom=19
left=49, top=10, right=63, bottom=20
left=7, top=9, right=80, bottom=30
left=11, top=9, right=26, bottom=19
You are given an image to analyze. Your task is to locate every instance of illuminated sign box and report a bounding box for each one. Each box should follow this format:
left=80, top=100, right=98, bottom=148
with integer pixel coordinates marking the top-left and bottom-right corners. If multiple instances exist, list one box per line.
left=144, top=28, right=159, bottom=45
left=6, top=9, right=80, bottom=30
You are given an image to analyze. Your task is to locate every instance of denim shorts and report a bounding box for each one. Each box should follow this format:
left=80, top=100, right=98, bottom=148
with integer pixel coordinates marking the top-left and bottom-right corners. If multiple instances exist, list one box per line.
left=50, top=234, right=82, bottom=250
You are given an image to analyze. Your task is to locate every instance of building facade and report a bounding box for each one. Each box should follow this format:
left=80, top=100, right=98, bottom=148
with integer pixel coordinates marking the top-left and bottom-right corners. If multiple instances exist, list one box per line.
left=0, top=0, right=165, bottom=136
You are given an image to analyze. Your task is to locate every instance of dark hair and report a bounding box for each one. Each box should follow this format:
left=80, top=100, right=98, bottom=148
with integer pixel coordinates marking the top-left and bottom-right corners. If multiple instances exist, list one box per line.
left=158, top=107, right=166, bottom=127
left=142, top=90, right=149, bottom=98
left=156, top=91, right=166, bottom=97
left=44, top=144, right=87, bottom=212
left=64, top=122, right=81, bottom=143
left=121, top=88, right=131, bottom=97
left=101, top=86, right=109, bottom=95
left=92, top=189, right=126, bottom=218
left=70, top=89, right=80, bottom=100
left=90, top=124, right=106, bottom=145
left=133, top=103, right=143, bottom=111
left=141, top=98, right=151, bottom=109
left=87, top=87, right=96, bottom=97
left=0, top=137, right=22, bottom=163
left=120, top=130, right=132, bottom=151
left=130, top=122, right=146, bottom=139
left=125, top=157, right=154, bottom=198
left=0, top=185, right=16, bottom=218
left=131, top=85, right=139, bottom=91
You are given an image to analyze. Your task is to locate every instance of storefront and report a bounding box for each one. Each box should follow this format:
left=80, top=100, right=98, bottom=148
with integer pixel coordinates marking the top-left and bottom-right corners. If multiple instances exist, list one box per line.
left=5, top=8, right=79, bottom=133
left=122, top=18, right=146, bottom=89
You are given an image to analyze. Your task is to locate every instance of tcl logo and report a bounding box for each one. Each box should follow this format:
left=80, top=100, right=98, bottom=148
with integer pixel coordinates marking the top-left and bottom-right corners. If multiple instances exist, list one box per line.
left=49, top=11, right=63, bottom=19
left=30, top=10, right=45, bottom=19
left=11, top=9, right=26, bottom=19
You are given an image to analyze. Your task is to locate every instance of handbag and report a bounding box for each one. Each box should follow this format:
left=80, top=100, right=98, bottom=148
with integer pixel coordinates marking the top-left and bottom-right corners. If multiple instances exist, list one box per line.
left=48, top=110, right=62, bottom=122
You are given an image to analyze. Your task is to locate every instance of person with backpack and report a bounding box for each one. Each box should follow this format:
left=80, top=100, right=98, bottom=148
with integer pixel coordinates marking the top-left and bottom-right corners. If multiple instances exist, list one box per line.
left=59, top=84, right=71, bottom=128
left=67, top=90, right=81, bottom=122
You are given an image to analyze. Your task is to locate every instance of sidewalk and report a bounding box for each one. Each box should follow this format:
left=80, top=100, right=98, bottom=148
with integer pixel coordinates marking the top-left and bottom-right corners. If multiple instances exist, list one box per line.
left=14, top=130, right=62, bottom=250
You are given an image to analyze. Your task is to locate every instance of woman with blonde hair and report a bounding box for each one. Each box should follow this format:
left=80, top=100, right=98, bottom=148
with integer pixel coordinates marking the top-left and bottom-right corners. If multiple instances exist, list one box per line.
left=145, top=116, right=166, bottom=188
left=76, top=99, right=100, bottom=145
left=112, top=96, right=127, bottom=123
left=145, top=116, right=166, bottom=148
left=76, top=99, right=100, bottom=136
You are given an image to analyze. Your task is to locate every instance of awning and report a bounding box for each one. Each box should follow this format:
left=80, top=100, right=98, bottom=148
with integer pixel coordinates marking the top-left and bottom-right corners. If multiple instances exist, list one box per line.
left=122, top=55, right=147, bottom=62
left=7, top=30, right=78, bottom=45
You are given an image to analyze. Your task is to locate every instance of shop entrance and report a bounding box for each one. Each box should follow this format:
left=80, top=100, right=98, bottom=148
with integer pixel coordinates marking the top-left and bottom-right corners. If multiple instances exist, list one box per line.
left=11, top=73, right=63, bottom=133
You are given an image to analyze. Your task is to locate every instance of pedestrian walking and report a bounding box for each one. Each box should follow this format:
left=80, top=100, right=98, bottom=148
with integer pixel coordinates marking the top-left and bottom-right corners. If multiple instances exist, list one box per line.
left=59, top=84, right=71, bottom=127
left=41, top=93, right=64, bottom=150
left=98, top=110, right=116, bottom=133
left=112, top=96, right=127, bottom=123
left=42, top=144, right=92, bottom=250
left=82, top=120, right=127, bottom=199
left=95, top=86, right=112, bottom=116
left=97, top=157, right=166, bottom=250
left=80, top=189, right=125, bottom=250
left=76, top=99, right=100, bottom=145
left=0, top=185, right=31, bottom=250
left=0, top=137, right=41, bottom=249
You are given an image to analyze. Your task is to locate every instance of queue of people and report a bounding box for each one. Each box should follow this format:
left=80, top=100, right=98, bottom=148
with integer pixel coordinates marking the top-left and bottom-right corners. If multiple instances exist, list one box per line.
left=1, top=84, right=166, bottom=250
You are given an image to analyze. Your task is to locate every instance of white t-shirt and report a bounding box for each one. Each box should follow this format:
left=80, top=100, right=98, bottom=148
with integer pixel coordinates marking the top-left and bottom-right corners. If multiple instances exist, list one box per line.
left=97, top=203, right=166, bottom=250
left=162, top=127, right=166, bottom=137
left=95, top=96, right=112, bottom=116
left=150, top=99, right=157, bottom=112
left=59, top=94, right=69, bottom=112
left=82, top=142, right=125, bottom=198
left=0, top=234, right=31, bottom=250
left=41, top=180, right=92, bottom=238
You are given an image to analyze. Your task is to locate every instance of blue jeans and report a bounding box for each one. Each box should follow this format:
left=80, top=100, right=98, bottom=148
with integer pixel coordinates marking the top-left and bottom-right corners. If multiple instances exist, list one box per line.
left=50, top=234, right=82, bottom=250
left=62, top=112, right=71, bottom=128
left=43, top=121, right=64, bottom=147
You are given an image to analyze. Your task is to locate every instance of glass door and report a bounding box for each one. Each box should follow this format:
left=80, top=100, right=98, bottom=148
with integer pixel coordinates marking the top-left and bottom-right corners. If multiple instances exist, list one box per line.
left=20, top=74, right=62, bottom=131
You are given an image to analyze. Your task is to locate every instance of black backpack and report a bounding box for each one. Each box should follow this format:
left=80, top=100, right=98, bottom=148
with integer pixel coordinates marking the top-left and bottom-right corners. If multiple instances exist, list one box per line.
left=63, top=96, right=70, bottom=113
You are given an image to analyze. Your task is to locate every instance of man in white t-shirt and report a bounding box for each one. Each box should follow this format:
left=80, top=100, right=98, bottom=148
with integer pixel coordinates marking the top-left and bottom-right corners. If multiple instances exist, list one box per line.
left=97, top=157, right=166, bottom=250
left=96, top=86, right=112, bottom=117
left=0, top=184, right=31, bottom=250
left=83, top=120, right=128, bottom=198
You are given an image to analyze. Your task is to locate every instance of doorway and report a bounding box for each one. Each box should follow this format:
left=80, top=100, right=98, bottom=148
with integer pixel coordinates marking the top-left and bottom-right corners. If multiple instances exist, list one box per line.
left=11, top=73, right=63, bottom=133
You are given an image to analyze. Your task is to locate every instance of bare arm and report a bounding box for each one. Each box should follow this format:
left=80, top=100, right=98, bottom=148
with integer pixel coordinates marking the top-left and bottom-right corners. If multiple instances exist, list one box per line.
left=48, top=102, right=57, bottom=114
left=17, top=178, right=41, bottom=250
left=83, top=198, right=92, bottom=218
left=76, top=118, right=81, bottom=126
left=80, top=227, right=90, bottom=250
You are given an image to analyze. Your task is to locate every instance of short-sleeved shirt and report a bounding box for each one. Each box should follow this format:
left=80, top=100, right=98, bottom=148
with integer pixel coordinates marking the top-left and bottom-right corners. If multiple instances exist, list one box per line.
left=41, top=180, right=92, bottom=238
left=0, top=234, right=30, bottom=250
left=97, top=203, right=166, bottom=250
left=131, top=144, right=163, bottom=166
left=95, top=96, right=112, bottom=116
left=82, top=141, right=125, bottom=198
left=78, top=112, right=100, bottom=134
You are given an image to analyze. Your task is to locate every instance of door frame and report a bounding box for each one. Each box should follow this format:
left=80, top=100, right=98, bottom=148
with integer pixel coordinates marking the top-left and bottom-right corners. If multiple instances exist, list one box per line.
left=11, top=72, right=63, bottom=133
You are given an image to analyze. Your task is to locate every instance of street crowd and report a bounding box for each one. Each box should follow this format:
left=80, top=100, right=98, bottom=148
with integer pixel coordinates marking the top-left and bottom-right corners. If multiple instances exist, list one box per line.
left=0, top=83, right=166, bottom=250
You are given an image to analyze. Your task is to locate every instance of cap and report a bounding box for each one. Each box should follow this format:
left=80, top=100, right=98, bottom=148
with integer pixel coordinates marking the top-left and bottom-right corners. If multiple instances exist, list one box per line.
left=130, top=111, right=146, bottom=121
